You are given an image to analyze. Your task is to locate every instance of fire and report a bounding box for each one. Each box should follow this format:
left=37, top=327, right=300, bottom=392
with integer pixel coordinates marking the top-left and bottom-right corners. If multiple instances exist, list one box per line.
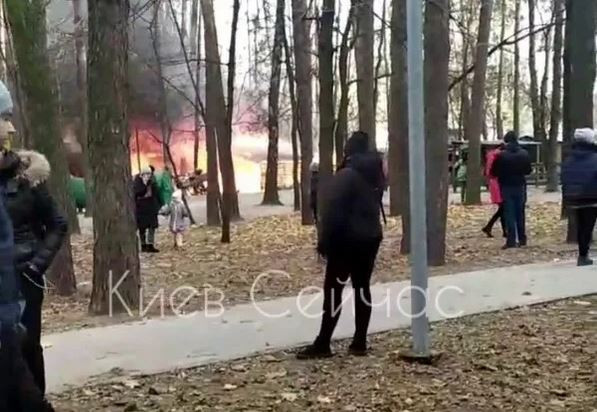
left=129, top=119, right=265, bottom=193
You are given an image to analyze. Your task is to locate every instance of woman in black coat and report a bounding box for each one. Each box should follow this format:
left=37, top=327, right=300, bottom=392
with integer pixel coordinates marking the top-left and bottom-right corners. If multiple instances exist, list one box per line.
left=134, top=167, right=162, bottom=252
left=0, top=149, right=68, bottom=398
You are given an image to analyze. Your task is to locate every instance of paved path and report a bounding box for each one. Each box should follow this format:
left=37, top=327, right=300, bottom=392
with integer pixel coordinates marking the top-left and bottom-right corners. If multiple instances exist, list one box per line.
left=79, top=188, right=561, bottom=233
left=44, top=260, right=596, bottom=394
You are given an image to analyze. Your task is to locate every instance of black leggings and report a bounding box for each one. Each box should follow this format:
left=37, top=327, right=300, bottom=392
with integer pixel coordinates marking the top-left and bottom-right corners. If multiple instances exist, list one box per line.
left=315, top=241, right=381, bottom=348
left=20, top=278, right=45, bottom=395
left=485, top=204, right=506, bottom=235
left=577, top=207, right=597, bottom=257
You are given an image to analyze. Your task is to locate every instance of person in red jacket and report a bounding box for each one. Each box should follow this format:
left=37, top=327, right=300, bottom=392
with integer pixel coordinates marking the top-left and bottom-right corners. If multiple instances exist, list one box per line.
left=482, top=144, right=506, bottom=238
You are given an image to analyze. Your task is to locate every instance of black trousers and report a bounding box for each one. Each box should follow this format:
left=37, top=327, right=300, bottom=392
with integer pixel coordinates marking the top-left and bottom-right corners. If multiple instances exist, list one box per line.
left=315, top=240, right=381, bottom=348
left=576, top=207, right=597, bottom=257
left=0, top=325, right=52, bottom=411
left=485, top=204, right=506, bottom=235
left=20, top=277, right=45, bottom=395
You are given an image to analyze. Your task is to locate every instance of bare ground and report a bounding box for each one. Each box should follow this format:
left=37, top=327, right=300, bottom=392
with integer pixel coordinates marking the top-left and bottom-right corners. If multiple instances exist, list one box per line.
left=50, top=295, right=597, bottom=411
left=44, top=202, right=576, bottom=333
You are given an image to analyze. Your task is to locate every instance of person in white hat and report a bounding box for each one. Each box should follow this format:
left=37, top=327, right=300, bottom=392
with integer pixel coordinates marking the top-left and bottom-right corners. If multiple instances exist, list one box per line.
left=160, top=189, right=190, bottom=248
left=561, top=128, right=597, bottom=266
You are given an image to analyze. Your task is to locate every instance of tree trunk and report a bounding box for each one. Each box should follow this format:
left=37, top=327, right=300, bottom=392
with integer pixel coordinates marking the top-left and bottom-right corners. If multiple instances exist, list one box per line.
left=181, top=0, right=188, bottom=42
left=539, top=23, right=552, bottom=164
left=335, top=0, right=356, bottom=167
left=193, top=0, right=201, bottom=173
left=528, top=0, right=546, bottom=145
left=373, top=0, right=387, bottom=116
left=292, top=0, right=314, bottom=225
left=425, top=0, right=450, bottom=266
left=87, top=0, right=140, bottom=313
left=563, top=0, right=596, bottom=242
left=262, top=0, right=285, bottom=205
left=464, top=0, right=494, bottom=205
left=354, top=0, right=375, bottom=147
left=495, top=0, right=506, bottom=140
left=389, top=0, right=409, bottom=254
left=513, top=0, right=521, bottom=135
left=546, top=0, right=563, bottom=192
left=318, top=0, right=335, bottom=180
left=205, top=91, right=221, bottom=226
left=282, top=18, right=301, bottom=212
left=201, top=0, right=240, bottom=240
left=5, top=0, right=78, bottom=296
left=190, top=0, right=199, bottom=55
left=458, top=0, right=474, bottom=141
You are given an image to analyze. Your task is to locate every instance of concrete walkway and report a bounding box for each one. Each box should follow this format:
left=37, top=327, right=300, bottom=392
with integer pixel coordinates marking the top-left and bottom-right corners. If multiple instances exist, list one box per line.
left=44, top=260, right=596, bottom=393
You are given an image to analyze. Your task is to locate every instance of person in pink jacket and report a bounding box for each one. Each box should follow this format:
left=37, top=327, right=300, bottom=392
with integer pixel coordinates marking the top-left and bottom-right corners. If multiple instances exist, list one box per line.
left=482, top=144, right=506, bottom=238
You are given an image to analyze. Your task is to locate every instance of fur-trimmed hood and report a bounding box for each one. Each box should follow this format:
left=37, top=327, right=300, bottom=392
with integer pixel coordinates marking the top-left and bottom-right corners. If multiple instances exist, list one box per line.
left=0, top=150, right=51, bottom=187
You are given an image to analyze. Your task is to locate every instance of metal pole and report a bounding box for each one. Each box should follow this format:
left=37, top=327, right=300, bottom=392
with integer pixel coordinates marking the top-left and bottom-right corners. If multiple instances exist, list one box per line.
left=406, top=0, right=430, bottom=356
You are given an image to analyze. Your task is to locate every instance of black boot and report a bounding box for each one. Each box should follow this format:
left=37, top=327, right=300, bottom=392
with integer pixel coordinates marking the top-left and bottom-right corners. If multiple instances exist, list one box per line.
left=482, top=226, right=493, bottom=238
left=577, top=255, right=594, bottom=266
left=147, top=244, right=160, bottom=253
left=141, top=244, right=149, bottom=253
left=296, top=342, right=333, bottom=360
left=348, top=341, right=369, bottom=357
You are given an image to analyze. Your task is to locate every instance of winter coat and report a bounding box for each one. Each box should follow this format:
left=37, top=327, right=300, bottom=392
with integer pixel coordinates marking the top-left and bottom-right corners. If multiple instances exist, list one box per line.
left=134, top=175, right=162, bottom=230
left=455, top=160, right=467, bottom=184
left=318, top=152, right=385, bottom=256
left=490, top=142, right=532, bottom=188
left=561, top=141, right=597, bottom=208
left=0, top=189, right=19, bottom=309
left=485, top=149, right=503, bottom=204
left=161, top=200, right=189, bottom=233
left=0, top=150, right=68, bottom=283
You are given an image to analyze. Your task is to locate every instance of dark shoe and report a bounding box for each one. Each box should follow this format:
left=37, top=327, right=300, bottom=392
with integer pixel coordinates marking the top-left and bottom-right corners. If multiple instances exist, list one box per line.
left=147, top=245, right=160, bottom=253
left=577, top=256, right=594, bottom=266
left=348, top=342, right=368, bottom=357
left=296, top=344, right=333, bottom=360
left=482, top=227, right=494, bottom=238
left=518, top=240, right=527, bottom=247
left=141, top=244, right=149, bottom=253
left=502, top=244, right=516, bottom=250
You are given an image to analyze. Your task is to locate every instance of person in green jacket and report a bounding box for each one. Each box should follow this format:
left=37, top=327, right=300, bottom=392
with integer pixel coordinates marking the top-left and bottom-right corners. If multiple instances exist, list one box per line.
left=156, top=166, right=175, bottom=206
left=454, top=152, right=468, bottom=204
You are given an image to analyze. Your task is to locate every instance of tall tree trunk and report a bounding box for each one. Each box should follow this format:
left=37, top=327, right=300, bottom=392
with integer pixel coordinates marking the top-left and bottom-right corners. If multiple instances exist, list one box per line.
left=193, top=0, right=202, bottom=173
left=425, top=0, right=450, bottom=266
left=373, top=0, right=387, bottom=115
left=262, top=0, right=285, bottom=205
left=5, top=0, right=78, bottom=296
left=205, top=86, right=221, bottom=226
left=87, top=0, right=140, bottom=313
left=495, top=0, right=506, bottom=140
left=458, top=0, right=474, bottom=141
left=292, top=0, right=314, bottom=225
left=528, top=0, right=546, bottom=145
left=283, top=18, right=301, bottom=212
left=546, top=0, right=563, bottom=192
left=335, top=0, right=355, bottom=167
left=563, top=0, right=596, bottom=242
left=539, top=22, right=552, bottom=164
left=389, top=0, right=409, bottom=254
left=318, top=0, right=335, bottom=180
left=354, top=0, right=375, bottom=147
left=181, top=0, right=188, bottom=42
left=464, top=0, right=494, bottom=205
left=190, top=0, right=199, bottom=55
left=201, top=0, right=240, bottom=241
left=513, top=0, right=521, bottom=135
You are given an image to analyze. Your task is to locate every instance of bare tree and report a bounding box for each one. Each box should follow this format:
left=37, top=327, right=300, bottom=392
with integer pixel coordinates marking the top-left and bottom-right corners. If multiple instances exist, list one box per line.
left=495, top=0, right=506, bottom=140
left=318, top=0, right=335, bottom=180
left=292, top=0, right=314, bottom=225
left=87, top=0, right=140, bottom=313
left=546, top=0, right=563, bottom=192
left=201, top=0, right=240, bottom=242
left=334, top=0, right=356, bottom=166
left=513, top=0, right=521, bottom=135
left=282, top=16, right=301, bottom=211
left=464, top=0, right=494, bottom=205
left=354, top=0, right=375, bottom=146
left=389, top=0, right=409, bottom=255
left=528, top=0, right=542, bottom=142
left=425, top=0, right=450, bottom=266
left=5, top=0, right=78, bottom=296
left=262, top=0, right=286, bottom=205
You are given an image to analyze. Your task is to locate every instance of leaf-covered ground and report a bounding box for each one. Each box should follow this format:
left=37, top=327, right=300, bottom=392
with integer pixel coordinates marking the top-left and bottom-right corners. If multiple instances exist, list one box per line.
left=44, top=202, right=575, bottom=333
left=50, top=295, right=597, bottom=411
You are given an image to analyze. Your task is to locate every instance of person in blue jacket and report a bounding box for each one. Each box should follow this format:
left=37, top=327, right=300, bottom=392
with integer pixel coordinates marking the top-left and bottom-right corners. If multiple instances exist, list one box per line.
left=561, top=128, right=597, bottom=266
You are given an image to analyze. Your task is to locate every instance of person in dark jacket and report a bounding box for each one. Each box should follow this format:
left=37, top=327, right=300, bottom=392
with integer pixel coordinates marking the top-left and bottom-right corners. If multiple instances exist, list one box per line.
left=491, top=131, right=532, bottom=249
left=298, top=131, right=384, bottom=359
left=561, top=128, right=597, bottom=266
left=134, top=167, right=162, bottom=253
left=0, top=149, right=68, bottom=398
left=0, top=150, right=57, bottom=411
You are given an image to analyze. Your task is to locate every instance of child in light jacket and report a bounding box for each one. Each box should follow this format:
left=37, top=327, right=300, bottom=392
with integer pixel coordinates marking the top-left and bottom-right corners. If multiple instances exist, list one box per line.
left=161, top=190, right=190, bottom=248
